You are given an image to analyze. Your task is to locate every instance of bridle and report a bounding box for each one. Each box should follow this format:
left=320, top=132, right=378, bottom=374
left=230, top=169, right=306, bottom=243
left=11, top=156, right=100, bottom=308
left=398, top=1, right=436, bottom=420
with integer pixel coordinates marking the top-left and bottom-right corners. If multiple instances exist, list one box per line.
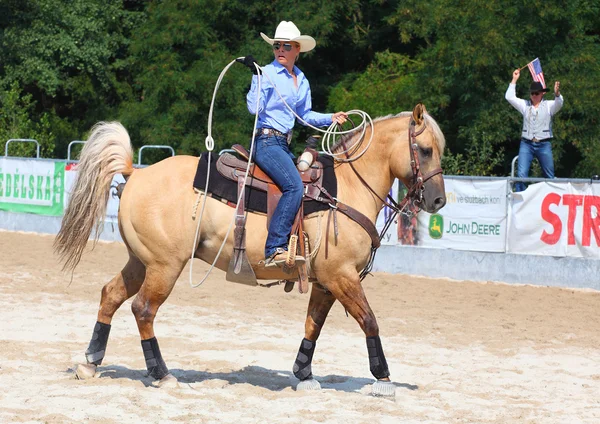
left=345, top=116, right=443, bottom=218
left=402, top=117, right=444, bottom=211
left=341, top=115, right=444, bottom=279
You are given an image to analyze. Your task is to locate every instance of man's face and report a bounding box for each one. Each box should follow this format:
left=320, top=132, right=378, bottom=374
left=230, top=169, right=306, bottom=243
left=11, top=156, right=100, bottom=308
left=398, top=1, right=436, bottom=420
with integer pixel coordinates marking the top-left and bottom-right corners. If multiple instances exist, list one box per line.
left=530, top=91, right=544, bottom=99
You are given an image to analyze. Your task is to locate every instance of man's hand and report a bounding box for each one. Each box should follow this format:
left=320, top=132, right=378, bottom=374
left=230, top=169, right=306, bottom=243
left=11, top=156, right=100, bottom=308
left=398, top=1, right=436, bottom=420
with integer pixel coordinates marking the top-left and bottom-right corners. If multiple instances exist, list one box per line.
left=511, top=69, right=520, bottom=84
left=554, top=81, right=561, bottom=97
left=236, top=55, right=260, bottom=75
left=332, top=111, right=348, bottom=125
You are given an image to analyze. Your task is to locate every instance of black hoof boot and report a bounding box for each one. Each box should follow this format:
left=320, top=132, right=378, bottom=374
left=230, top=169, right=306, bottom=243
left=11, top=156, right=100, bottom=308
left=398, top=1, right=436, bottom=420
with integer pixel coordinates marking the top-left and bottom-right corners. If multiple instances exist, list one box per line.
left=141, top=337, right=170, bottom=380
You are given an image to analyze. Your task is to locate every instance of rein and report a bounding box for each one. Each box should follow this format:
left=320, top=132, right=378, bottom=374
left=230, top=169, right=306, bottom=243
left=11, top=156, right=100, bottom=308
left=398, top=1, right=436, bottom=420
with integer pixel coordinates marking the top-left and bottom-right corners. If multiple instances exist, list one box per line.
left=337, top=116, right=443, bottom=280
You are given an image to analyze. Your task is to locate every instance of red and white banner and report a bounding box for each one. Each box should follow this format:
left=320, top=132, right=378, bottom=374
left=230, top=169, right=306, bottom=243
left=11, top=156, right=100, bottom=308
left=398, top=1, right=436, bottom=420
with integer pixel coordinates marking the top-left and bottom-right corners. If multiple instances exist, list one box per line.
left=508, top=182, right=600, bottom=258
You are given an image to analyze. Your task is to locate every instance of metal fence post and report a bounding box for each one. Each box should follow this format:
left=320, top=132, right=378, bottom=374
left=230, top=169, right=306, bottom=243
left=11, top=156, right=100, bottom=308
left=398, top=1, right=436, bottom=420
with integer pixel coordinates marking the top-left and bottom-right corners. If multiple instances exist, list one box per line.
left=137, top=145, right=175, bottom=166
left=4, top=139, right=40, bottom=158
left=67, top=140, right=86, bottom=162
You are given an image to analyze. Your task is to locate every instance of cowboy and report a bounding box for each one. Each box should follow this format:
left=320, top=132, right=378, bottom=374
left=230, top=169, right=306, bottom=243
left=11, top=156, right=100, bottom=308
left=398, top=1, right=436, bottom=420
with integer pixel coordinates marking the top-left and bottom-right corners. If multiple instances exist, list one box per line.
left=238, top=21, right=347, bottom=267
left=506, top=68, right=563, bottom=192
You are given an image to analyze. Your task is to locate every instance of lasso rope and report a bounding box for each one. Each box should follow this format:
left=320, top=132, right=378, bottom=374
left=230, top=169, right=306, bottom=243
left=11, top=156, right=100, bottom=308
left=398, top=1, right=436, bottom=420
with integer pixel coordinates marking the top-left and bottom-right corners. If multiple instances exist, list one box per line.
left=189, top=59, right=374, bottom=288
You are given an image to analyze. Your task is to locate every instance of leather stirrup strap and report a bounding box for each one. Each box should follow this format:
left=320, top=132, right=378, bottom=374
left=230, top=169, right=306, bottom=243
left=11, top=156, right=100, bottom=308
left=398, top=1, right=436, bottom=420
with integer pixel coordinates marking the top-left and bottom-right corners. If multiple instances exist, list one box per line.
left=295, top=204, right=309, bottom=294
left=232, top=176, right=247, bottom=271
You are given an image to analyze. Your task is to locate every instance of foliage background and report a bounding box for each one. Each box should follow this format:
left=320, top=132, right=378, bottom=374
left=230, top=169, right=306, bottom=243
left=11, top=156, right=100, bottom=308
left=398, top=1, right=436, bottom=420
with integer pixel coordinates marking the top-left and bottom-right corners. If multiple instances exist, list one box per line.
left=0, top=0, right=598, bottom=176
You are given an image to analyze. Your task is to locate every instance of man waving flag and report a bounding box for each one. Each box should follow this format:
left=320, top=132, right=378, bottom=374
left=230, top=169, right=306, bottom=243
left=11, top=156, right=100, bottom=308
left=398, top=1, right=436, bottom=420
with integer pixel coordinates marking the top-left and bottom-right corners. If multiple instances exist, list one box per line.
left=527, top=57, right=546, bottom=88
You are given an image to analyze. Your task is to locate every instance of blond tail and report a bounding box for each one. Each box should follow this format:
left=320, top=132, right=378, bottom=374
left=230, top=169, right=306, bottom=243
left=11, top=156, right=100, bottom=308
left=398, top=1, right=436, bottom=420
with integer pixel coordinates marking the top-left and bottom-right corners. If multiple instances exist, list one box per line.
left=54, top=121, right=134, bottom=271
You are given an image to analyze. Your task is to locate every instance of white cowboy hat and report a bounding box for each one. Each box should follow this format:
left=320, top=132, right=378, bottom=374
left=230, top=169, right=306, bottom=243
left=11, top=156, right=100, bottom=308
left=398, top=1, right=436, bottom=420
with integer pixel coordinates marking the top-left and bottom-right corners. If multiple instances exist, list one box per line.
left=260, top=21, right=316, bottom=53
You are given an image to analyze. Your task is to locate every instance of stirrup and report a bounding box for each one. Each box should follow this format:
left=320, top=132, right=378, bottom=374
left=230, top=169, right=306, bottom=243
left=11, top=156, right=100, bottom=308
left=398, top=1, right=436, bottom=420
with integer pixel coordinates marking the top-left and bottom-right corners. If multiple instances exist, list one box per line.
left=264, top=248, right=305, bottom=268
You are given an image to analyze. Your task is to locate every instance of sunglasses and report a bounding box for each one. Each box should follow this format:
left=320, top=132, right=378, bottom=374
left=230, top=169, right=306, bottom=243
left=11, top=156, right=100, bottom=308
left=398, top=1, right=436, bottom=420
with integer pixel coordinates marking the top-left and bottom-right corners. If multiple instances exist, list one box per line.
left=273, top=42, right=294, bottom=52
left=531, top=92, right=543, bottom=96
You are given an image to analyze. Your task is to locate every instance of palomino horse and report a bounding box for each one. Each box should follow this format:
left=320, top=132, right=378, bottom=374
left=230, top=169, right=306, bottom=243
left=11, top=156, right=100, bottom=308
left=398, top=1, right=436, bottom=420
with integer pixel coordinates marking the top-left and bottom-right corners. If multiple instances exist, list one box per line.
left=55, top=104, right=446, bottom=395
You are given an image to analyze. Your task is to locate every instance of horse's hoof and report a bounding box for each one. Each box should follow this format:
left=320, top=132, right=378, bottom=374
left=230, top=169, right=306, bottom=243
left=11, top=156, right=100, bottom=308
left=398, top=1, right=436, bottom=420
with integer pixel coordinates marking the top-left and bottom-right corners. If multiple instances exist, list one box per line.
left=371, top=380, right=395, bottom=398
left=296, top=378, right=321, bottom=391
left=152, top=373, right=179, bottom=388
left=75, top=363, right=97, bottom=380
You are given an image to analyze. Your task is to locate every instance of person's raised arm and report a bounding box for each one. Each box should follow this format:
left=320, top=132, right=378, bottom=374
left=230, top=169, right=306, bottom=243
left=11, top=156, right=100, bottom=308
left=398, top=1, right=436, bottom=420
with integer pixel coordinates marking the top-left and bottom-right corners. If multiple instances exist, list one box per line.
left=511, top=68, right=520, bottom=84
left=550, top=80, right=564, bottom=115
left=245, top=59, right=269, bottom=115
left=505, top=69, right=526, bottom=114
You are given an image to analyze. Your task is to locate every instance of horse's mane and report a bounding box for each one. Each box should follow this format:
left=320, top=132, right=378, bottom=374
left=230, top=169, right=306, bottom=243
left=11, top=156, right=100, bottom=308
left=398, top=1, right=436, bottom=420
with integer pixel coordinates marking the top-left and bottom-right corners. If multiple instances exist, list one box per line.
left=331, top=112, right=446, bottom=156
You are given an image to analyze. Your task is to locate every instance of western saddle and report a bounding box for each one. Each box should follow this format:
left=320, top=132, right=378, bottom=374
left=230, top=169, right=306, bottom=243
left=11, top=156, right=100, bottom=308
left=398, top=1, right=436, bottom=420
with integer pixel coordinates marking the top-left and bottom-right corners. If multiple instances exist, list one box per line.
left=215, top=143, right=380, bottom=294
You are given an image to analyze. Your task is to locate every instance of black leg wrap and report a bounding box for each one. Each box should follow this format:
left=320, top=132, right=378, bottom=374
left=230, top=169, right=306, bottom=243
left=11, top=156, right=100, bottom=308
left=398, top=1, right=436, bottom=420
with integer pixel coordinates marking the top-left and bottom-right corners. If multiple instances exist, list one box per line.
left=366, top=336, right=390, bottom=379
left=293, top=338, right=316, bottom=381
left=85, top=321, right=111, bottom=365
left=141, top=337, right=169, bottom=380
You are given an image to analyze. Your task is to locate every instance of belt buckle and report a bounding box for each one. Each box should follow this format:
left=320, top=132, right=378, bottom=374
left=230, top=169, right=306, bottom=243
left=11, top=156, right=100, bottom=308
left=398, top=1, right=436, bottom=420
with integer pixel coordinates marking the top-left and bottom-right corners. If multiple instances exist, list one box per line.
left=262, top=128, right=269, bottom=135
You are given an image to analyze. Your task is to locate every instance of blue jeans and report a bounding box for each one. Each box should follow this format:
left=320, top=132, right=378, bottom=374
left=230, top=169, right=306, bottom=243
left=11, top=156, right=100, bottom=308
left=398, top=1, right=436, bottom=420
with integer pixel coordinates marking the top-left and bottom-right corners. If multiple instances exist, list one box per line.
left=515, top=139, right=554, bottom=192
left=252, top=135, right=303, bottom=258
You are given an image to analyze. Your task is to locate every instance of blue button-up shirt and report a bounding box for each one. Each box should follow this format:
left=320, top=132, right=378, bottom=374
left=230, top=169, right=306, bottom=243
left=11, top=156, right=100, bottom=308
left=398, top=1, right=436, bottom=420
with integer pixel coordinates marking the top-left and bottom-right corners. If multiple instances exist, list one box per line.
left=246, top=60, right=333, bottom=134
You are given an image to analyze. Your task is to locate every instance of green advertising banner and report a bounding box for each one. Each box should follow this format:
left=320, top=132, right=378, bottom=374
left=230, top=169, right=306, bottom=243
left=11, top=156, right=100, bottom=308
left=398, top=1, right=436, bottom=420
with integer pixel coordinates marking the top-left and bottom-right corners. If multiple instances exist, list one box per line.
left=0, top=158, right=66, bottom=216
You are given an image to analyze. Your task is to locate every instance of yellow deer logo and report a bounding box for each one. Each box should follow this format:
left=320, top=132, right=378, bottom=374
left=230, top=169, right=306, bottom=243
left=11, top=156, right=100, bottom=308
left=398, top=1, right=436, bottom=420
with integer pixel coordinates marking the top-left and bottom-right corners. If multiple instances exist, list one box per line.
left=429, top=214, right=443, bottom=239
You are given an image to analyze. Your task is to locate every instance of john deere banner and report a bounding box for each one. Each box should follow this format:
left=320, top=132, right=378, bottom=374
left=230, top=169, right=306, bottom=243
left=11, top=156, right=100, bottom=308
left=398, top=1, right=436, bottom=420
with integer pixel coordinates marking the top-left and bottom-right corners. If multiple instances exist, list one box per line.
left=0, top=158, right=65, bottom=216
left=508, top=182, right=600, bottom=259
left=376, top=178, right=508, bottom=251
left=412, top=179, right=508, bottom=252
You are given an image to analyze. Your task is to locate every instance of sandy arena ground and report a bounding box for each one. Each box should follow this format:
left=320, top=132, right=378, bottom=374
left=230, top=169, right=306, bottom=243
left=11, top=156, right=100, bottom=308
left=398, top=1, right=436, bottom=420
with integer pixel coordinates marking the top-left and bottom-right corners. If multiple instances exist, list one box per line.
left=0, top=230, right=599, bottom=423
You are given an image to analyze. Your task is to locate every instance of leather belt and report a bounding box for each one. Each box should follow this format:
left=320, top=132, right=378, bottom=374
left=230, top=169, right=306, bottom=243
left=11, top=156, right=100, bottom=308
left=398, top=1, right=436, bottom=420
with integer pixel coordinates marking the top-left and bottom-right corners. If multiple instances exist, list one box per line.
left=256, top=128, right=288, bottom=138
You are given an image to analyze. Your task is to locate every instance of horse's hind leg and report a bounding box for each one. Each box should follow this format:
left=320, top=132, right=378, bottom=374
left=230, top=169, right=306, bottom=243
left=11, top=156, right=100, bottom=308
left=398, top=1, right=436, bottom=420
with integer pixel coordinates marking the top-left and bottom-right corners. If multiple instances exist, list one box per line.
left=324, top=273, right=395, bottom=397
left=293, top=283, right=336, bottom=390
left=76, top=253, right=146, bottom=379
left=130, top=263, right=183, bottom=387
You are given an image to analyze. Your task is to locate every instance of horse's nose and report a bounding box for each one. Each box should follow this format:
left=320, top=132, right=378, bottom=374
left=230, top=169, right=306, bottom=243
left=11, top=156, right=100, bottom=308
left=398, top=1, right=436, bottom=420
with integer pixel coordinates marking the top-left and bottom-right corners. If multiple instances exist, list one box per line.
left=433, top=196, right=446, bottom=211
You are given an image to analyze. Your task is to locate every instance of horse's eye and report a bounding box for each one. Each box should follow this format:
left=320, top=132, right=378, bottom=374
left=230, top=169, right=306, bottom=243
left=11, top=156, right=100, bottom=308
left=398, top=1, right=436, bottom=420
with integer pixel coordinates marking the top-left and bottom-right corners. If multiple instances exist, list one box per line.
left=419, top=146, right=433, bottom=158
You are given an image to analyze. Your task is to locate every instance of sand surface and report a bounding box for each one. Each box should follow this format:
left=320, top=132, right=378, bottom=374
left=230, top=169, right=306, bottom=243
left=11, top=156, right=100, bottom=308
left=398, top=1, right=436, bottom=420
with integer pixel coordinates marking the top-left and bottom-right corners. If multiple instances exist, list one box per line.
left=0, top=230, right=599, bottom=423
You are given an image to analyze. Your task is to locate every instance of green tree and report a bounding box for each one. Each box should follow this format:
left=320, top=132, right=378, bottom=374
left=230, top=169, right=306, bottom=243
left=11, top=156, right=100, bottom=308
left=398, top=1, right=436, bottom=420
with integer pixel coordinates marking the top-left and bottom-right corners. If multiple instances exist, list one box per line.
left=329, top=0, right=600, bottom=176
left=119, top=0, right=406, bottom=158
left=119, top=0, right=254, bottom=158
left=0, top=82, right=56, bottom=158
left=0, top=0, right=144, bottom=156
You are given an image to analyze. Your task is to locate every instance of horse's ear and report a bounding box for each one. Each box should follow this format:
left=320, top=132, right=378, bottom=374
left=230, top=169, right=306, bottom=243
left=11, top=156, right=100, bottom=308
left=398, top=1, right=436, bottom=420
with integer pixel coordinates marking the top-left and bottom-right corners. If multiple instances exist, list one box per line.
left=412, top=103, right=427, bottom=125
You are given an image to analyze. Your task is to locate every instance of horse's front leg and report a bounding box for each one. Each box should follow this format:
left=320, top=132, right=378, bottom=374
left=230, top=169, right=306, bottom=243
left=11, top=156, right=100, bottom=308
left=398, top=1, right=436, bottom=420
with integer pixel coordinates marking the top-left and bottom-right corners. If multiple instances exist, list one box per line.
left=294, top=283, right=337, bottom=390
left=325, top=273, right=395, bottom=397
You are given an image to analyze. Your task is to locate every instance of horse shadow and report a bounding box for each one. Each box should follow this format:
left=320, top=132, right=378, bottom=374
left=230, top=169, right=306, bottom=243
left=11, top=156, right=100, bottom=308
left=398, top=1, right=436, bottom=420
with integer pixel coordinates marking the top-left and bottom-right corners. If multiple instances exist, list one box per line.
left=82, top=365, right=418, bottom=392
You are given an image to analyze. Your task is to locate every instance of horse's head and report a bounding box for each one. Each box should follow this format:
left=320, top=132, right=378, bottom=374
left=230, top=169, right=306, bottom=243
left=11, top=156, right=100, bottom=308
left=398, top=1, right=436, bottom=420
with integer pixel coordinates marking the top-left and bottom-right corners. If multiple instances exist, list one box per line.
left=389, top=104, right=446, bottom=213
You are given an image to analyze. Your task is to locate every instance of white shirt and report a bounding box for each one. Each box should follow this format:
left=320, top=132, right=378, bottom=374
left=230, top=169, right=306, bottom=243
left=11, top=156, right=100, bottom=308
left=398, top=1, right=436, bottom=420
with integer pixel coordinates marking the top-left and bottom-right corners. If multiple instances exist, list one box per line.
left=505, top=83, right=564, bottom=141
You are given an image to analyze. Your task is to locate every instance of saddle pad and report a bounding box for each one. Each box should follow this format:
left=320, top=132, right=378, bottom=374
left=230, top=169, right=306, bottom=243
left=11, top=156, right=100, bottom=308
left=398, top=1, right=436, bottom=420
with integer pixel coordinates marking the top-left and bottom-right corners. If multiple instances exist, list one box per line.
left=193, top=152, right=337, bottom=216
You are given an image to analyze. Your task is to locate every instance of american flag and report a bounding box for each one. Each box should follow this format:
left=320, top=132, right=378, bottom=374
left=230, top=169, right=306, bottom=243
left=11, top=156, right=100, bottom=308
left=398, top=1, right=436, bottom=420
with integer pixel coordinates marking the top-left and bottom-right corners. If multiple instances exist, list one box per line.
left=527, top=58, right=546, bottom=88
